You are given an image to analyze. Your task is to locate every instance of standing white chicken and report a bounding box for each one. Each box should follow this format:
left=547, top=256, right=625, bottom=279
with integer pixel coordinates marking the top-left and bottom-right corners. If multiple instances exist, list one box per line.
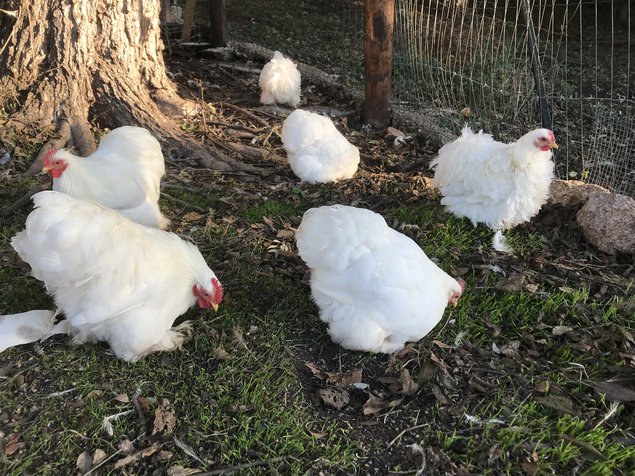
left=42, top=126, right=170, bottom=229
left=295, top=205, right=464, bottom=353
left=430, top=126, right=557, bottom=251
left=259, top=51, right=301, bottom=108
left=281, top=109, right=360, bottom=183
left=11, top=191, right=223, bottom=361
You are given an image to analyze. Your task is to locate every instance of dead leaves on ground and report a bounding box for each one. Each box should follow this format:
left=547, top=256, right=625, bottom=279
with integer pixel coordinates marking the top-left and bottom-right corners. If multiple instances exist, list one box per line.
left=306, top=361, right=419, bottom=416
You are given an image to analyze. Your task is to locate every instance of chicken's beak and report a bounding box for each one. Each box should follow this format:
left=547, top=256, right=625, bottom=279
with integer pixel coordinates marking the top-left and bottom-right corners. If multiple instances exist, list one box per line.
left=212, top=303, right=219, bottom=312
left=41, top=166, right=51, bottom=174
left=549, top=142, right=559, bottom=149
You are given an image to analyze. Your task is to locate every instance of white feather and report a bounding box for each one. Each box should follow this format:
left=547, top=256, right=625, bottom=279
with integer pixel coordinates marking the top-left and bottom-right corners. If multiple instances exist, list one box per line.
left=11, top=191, right=222, bottom=361
left=281, top=109, right=360, bottom=183
left=492, top=230, right=513, bottom=253
left=295, top=205, right=464, bottom=353
left=259, top=51, right=301, bottom=107
left=49, top=126, right=169, bottom=229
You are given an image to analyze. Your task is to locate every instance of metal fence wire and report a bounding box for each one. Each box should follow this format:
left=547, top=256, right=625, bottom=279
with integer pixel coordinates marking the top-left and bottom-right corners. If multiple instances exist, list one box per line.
left=223, top=0, right=633, bottom=196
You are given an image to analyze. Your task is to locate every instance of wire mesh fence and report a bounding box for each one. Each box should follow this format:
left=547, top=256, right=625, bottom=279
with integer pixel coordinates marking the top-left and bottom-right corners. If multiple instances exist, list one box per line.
left=220, top=0, right=633, bottom=196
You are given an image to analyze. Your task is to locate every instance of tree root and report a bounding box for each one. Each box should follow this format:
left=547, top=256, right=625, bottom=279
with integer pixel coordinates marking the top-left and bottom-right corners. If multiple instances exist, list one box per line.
left=0, top=182, right=49, bottom=218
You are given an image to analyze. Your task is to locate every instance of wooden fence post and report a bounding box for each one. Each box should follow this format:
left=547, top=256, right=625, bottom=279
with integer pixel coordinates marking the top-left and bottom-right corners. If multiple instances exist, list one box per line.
left=364, top=0, right=395, bottom=128
left=208, top=0, right=227, bottom=47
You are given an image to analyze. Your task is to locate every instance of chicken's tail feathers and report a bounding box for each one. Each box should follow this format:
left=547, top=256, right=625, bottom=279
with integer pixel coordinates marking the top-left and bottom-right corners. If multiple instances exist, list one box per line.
left=492, top=230, right=514, bottom=254
left=0, top=310, right=69, bottom=352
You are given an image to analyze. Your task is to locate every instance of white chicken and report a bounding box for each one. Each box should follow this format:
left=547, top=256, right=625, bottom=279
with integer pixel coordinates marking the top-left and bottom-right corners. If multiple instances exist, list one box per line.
left=42, top=126, right=170, bottom=229
left=430, top=126, right=557, bottom=252
left=295, top=205, right=464, bottom=353
left=10, top=191, right=223, bottom=361
left=281, top=109, right=360, bottom=183
left=259, top=51, right=301, bottom=108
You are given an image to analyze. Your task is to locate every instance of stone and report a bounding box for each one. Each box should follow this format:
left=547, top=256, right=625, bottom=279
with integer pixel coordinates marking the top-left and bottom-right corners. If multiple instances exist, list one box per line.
left=547, top=179, right=609, bottom=208
left=576, top=192, right=635, bottom=254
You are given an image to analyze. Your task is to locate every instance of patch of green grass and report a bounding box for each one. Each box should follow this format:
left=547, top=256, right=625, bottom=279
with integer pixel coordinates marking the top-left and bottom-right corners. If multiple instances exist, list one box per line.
left=161, top=188, right=219, bottom=209
left=240, top=199, right=301, bottom=224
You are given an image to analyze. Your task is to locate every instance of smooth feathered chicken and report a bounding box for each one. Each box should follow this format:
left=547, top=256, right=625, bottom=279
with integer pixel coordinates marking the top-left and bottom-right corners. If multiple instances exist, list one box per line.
left=430, top=126, right=557, bottom=251
left=281, top=109, right=360, bottom=183
left=11, top=191, right=223, bottom=361
left=259, top=51, right=301, bottom=108
left=42, top=126, right=169, bottom=229
left=295, top=205, right=464, bottom=353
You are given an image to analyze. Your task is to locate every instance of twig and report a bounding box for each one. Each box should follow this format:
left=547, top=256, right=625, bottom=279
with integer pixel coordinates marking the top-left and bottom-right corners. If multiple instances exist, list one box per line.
left=387, top=424, right=428, bottom=448
left=0, top=182, right=49, bottom=217
left=220, top=102, right=270, bottom=129
left=196, top=456, right=286, bottom=475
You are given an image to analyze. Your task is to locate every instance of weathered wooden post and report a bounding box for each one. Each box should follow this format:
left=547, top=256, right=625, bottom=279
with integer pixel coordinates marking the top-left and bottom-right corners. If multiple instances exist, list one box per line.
left=364, top=0, right=395, bottom=128
left=208, top=0, right=227, bottom=47
left=181, top=0, right=197, bottom=41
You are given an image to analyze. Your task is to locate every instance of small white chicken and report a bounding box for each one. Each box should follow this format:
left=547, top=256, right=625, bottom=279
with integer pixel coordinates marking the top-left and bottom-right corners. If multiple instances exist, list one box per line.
left=11, top=191, right=223, bottom=361
left=259, top=51, right=301, bottom=108
left=42, top=126, right=169, bottom=229
left=281, top=109, right=360, bottom=183
left=430, top=126, right=557, bottom=252
left=295, top=205, right=464, bottom=353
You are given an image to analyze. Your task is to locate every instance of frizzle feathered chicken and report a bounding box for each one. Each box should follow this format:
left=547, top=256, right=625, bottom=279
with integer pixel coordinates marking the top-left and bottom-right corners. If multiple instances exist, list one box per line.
left=259, top=51, right=301, bottom=108
left=430, top=126, right=557, bottom=252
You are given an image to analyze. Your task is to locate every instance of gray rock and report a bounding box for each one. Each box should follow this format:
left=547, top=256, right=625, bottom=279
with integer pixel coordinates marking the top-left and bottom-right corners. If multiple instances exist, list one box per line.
left=548, top=179, right=609, bottom=208
left=576, top=192, right=635, bottom=254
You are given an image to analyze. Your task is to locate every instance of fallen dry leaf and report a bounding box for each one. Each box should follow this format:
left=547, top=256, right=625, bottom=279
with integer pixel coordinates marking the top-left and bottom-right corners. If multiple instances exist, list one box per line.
left=390, top=368, right=419, bottom=396
left=114, top=443, right=161, bottom=469
left=113, top=393, right=130, bottom=403
left=534, top=394, right=576, bottom=415
left=362, top=393, right=402, bottom=415
left=93, top=448, right=107, bottom=465
left=3, top=432, right=24, bottom=456
left=591, top=381, right=635, bottom=402
left=76, top=451, right=92, bottom=473
left=153, top=399, right=177, bottom=435
left=318, top=388, right=350, bottom=410
left=552, top=325, right=573, bottom=336
left=326, top=369, right=362, bottom=387
left=520, top=451, right=539, bottom=475
left=167, top=466, right=203, bottom=476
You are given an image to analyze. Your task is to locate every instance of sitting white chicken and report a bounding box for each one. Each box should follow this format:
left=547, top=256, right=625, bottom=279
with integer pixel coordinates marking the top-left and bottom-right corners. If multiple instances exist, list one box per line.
left=259, top=51, right=301, bottom=108
left=42, top=126, right=170, bottom=229
left=11, top=191, right=223, bottom=361
left=281, top=109, right=360, bottom=183
left=295, top=205, right=464, bottom=353
left=430, top=126, right=557, bottom=252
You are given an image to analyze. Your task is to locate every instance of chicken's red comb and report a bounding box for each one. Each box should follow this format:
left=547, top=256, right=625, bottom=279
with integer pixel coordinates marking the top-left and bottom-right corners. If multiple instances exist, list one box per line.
left=212, top=277, right=224, bottom=303
left=548, top=130, right=556, bottom=143
left=43, top=148, right=58, bottom=167
left=458, top=279, right=466, bottom=292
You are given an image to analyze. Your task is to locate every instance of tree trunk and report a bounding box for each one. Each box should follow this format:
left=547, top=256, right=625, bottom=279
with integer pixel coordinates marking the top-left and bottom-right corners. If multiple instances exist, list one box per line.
left=0, top=0, right=244, bottom=172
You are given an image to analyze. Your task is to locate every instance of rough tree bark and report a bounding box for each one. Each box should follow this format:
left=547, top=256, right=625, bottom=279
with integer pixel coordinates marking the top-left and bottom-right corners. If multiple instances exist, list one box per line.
left=0, top=0, right=246, bottom=173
